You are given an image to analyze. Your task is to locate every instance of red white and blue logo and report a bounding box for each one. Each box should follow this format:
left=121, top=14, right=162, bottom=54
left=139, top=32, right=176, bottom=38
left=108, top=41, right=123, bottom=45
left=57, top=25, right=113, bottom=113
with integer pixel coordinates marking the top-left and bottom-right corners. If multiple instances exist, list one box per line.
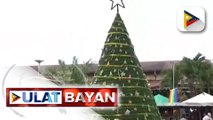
left=7, top=88, right=118, bottom=107
left=184, top=10, right=200, bottom=29
left=11, top=93, right=21, bottom=102
left=177, top=7, right=205, bottom=32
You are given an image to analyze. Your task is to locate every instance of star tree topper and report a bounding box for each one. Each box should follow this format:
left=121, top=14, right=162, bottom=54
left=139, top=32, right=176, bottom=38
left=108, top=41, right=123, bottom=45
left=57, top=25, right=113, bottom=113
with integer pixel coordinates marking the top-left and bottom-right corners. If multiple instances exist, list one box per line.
left=110, top=0, right=125, bottom=13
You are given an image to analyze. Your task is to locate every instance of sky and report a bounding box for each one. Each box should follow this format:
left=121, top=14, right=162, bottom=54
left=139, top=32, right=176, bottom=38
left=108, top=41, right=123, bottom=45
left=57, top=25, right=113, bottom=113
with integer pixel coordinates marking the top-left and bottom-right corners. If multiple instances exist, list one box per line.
left=0, top=0, right=213, bottom=66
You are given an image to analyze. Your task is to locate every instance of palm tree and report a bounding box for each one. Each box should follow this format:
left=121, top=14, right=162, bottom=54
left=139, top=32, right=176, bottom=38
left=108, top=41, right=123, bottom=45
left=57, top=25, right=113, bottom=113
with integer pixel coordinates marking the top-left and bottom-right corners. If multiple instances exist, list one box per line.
left=161, top=53, right=213, bottom=98
left=44, top=56, right=93, bottom=85
left=179, top=53, right=212, bottom=96
left=161, top=65, right=182, bottom=89
left=196, top=60, right=213, bottom=94
left=161, top=63, right=188, bottom=101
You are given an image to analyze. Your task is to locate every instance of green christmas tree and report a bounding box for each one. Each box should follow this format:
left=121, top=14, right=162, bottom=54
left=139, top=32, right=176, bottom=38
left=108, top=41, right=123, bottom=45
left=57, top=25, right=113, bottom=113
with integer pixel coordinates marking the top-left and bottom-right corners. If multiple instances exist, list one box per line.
left=92, top=13, right=161, bottom=120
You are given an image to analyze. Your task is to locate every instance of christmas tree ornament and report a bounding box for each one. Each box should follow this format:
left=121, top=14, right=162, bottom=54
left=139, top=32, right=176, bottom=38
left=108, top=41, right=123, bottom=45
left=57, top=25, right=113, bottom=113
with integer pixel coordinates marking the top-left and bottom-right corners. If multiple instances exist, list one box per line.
left=99, top=70, right=104, bottom=76
left=109, top=71, right=113, bottom=76
left=123, top=60, right=127, bottom=64
left=148, top=105, right=151, bottom=112
left=135, top=91, right=140, bottom=97
left=103, top=81, right=106, bottom=85
left=124, top=109, right=130, bottom=115
left=121, top=71, right=125, bottom=77
left=128, top=74, right=131, bottom=79
left=119, top=92, right=125, bottom=97
left=128, top=80, right=131, bottom=83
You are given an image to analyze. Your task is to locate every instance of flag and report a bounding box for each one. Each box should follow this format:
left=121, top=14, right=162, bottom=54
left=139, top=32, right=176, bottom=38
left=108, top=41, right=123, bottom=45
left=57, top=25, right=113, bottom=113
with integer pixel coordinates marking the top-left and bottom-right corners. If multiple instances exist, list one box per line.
left=169, top=88, right=178, bottom=104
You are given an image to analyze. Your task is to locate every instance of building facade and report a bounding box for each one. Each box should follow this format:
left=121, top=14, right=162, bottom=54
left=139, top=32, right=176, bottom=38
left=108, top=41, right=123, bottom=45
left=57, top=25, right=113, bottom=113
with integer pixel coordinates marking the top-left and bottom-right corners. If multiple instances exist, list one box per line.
left=31, top=60, right=178, bottom=90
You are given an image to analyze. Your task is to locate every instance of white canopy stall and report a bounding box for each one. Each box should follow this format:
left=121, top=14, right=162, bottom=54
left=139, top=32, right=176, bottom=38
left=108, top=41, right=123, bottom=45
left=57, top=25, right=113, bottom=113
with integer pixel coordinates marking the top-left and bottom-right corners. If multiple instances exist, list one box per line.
left=157, top=92, right=213, bottom=120
left=182, top=92, right=213, bottom=119
left=183, top=92, right=213, bottom=106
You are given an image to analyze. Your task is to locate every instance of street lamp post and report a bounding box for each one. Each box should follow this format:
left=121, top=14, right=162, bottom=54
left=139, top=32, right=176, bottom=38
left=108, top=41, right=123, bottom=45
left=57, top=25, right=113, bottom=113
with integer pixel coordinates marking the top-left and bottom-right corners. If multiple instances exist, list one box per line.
left=35, top=60, right=44, bottom=80
left=172, top=62, right=175, bottom=89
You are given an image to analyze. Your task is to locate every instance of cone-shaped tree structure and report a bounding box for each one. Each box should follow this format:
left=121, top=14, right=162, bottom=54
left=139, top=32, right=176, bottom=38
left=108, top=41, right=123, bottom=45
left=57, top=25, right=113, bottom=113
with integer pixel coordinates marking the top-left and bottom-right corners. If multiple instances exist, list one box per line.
left=92, top=13, right=161, bottom=120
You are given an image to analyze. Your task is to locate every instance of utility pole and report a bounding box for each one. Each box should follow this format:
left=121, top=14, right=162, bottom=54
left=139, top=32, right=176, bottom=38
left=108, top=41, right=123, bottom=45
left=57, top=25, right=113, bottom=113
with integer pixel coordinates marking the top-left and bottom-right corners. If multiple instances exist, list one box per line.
left=172, top=62, right=175, bottom=89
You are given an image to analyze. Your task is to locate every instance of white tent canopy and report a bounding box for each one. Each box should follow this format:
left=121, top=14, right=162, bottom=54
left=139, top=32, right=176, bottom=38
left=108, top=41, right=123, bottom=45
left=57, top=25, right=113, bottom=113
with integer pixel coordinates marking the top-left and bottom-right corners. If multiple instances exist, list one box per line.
left=182, top=92, right=213, bottom=106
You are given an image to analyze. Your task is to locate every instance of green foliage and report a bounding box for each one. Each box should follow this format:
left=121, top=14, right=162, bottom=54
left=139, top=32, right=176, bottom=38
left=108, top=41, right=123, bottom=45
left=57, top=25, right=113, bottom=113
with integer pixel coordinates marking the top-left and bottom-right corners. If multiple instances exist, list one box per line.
left=161, top=53, right=213, bottom=97
left=44, top=56, right=92, bottom=85
left=92, top=13, right=161, bottom=120
left=161, top=65, right=182, bottom=89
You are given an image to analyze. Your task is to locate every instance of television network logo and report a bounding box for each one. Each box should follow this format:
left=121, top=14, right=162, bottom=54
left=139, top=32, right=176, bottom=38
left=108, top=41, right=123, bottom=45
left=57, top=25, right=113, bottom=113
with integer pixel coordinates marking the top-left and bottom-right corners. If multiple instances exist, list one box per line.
left=177, top=7, right=205, bottom=32
left=6, top=88, right=118, bottom=107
